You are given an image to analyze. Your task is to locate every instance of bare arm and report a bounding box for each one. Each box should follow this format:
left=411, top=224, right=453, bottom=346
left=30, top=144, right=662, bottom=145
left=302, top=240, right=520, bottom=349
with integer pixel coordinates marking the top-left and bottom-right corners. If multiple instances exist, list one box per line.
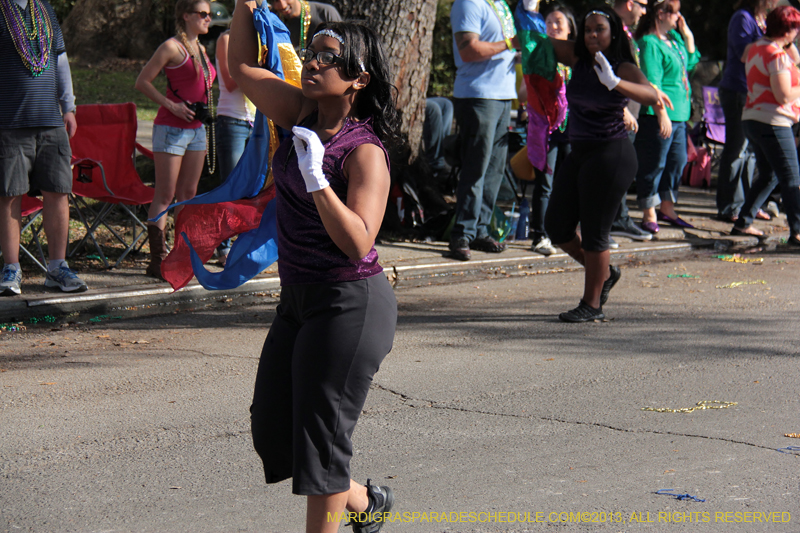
left=550, top=38, right=577, bottom=68
left=216, top=32, right=238, bottom=92
left=615, top=62, right=659, bottom=107
left=228, top=0, right=312, bottom=130
left=770, top=70, right=800, bottom=105
left=676, top=14, right=695, bottom=55
left=455, top=31, right=510, bottom=63
left=135, top=40, right=194, bottom=122
left=312, top=144, right=390, bottom=260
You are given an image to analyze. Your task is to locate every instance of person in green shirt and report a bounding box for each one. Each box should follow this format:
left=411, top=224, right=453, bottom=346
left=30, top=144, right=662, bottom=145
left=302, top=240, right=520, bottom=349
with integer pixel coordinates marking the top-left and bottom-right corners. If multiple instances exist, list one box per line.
left=632, top=0, right=699, bottom=232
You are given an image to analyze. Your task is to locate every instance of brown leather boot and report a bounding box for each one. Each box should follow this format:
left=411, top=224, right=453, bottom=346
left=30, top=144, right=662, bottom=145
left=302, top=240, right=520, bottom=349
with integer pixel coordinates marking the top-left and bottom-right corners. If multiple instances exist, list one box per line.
left=145, top=224, right=167, bottom=279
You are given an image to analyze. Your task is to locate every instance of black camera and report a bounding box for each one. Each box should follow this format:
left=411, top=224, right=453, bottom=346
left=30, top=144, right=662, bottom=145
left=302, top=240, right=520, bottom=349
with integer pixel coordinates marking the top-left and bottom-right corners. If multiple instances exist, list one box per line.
left=188, top=102, right=214, bottom=125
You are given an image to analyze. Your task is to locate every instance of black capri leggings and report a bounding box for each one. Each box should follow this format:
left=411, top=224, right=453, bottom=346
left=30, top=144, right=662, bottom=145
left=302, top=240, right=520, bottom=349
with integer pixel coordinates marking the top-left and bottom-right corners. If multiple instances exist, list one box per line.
left=250, top=274, right=397, bottom=496
left=545, top=138, right=638, bottom=252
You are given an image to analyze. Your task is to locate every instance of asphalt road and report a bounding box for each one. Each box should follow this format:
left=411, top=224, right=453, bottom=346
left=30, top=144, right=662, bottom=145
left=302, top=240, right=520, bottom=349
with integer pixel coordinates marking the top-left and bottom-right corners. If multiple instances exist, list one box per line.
left=2, top=250, right=799, bottom=533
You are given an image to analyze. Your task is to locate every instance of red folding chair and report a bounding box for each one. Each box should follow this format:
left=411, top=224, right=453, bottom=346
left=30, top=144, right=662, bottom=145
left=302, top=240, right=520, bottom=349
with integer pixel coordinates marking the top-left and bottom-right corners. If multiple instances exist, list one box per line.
left=68, top=103, right=155, bottom=268
left=0, top=195, right=47, bottom=272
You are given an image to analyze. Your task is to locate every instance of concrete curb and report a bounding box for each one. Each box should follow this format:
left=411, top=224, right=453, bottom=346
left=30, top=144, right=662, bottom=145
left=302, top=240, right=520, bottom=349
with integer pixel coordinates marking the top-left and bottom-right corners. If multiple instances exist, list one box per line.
left=0, top=242, right=695, bottom=325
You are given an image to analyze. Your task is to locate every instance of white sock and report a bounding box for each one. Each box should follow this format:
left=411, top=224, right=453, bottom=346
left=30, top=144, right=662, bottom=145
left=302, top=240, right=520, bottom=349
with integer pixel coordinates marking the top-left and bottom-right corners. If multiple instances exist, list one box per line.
left=48, top=259, right=68, bottom=272
left=6, top=262, right=20, bottom=272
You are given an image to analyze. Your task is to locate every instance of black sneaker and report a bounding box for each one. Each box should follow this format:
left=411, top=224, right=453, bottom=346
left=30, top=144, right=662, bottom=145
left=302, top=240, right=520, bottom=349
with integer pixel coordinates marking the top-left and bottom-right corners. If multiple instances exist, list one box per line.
left=600, top=265, right=621, bottom=306
left=347, top=479, right=394, bottom=533
left=610, top=218, right=653, bottom=241
left=448, top=237, right=471, bottom=261
left=559, top=301, right=604, bottom=323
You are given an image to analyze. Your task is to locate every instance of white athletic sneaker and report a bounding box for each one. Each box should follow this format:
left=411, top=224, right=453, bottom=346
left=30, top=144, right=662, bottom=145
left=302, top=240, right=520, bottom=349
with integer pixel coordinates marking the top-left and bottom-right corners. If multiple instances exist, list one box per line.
left=531, top=236, right=557, bottom=256
left=1, top=264, right=22, bottom=296
left=44, top=266, right=88, bottom=293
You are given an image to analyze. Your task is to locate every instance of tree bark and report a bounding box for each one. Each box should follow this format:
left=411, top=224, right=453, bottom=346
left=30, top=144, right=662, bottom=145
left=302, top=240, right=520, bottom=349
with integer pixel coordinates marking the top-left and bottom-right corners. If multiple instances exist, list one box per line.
left=331, top=0, right=437, bottom=163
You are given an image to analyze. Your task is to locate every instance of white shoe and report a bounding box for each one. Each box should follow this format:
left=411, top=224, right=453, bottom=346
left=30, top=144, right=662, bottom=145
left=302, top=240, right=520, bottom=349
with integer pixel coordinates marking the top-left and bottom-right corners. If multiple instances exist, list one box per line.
left=531, top=236, right=557, bottom=256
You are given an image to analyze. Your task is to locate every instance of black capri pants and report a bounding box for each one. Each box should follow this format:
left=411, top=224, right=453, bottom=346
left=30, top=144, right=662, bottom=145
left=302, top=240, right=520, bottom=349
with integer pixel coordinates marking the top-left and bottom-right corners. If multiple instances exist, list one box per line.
left=545, top=138, right=638, bottom=252
left=250, top=274, right=397, bottom=496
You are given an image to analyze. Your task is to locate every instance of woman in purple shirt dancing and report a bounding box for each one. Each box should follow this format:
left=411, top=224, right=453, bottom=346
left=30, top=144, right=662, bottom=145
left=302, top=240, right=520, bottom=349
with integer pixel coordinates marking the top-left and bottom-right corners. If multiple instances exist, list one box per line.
left=229, top=3, right=400, bottom=531
left=545, top=7, right=658, bottom=322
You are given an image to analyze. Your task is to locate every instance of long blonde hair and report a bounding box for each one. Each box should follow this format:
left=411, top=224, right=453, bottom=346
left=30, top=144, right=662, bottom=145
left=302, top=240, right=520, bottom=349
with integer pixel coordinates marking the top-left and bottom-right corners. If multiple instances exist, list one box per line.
left=174, top=0, right=208, bottom=74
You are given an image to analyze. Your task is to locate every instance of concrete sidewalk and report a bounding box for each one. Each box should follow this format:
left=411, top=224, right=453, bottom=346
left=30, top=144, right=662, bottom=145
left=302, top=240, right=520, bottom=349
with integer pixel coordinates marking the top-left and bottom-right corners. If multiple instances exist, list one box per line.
left=2, top=185, right=790, bottom=325
left=0, top=119, right=791, bottom=324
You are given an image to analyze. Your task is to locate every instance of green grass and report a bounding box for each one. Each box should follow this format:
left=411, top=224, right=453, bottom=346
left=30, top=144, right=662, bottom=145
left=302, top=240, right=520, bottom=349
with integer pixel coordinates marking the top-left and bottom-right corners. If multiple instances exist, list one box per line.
left=71, top=68, right=166, bottom=122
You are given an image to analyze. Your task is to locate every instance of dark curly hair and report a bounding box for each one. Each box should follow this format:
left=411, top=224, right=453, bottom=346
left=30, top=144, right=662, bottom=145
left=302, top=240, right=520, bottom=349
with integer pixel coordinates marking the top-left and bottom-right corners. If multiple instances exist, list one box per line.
left=313, top=21, right=402, bottom=149
left=574, top=6, right=636, bottom=64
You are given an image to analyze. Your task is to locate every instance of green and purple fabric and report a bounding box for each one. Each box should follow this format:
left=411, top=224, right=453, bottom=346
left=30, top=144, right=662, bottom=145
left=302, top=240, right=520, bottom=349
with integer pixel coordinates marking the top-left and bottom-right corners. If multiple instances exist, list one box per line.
left=515, top=5, right=567, bottom=171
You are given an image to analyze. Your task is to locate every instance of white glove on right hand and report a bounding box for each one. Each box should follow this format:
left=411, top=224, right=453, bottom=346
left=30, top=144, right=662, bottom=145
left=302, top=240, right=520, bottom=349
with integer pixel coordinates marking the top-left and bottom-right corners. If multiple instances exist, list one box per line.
left=593, top=51, right=620, bottom=91
left=292, top=126, right=330, bottom=193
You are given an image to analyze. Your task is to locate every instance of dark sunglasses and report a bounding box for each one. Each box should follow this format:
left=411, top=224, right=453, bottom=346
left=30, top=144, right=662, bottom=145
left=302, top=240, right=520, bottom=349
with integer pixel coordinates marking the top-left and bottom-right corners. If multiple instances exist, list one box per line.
left=633, top=0, right=647, bottom=9
left=299, top=49, right=346, bottom=66
left=192, top=11, right=211, bottom=18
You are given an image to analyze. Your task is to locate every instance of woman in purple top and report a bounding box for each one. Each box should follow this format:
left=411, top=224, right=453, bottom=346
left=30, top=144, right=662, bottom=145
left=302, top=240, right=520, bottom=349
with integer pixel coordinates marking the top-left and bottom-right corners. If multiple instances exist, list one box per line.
left=545, top=7, right=658, bottom=322
left=717, top=0, right=781, bottom=222
left=229, top=4, right=400, bottom=532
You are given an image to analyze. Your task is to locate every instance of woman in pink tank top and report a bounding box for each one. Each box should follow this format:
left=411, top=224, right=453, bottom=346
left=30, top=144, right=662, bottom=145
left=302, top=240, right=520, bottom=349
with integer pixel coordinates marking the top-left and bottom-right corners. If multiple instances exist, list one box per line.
left=135, top=0, right=217, bottom=279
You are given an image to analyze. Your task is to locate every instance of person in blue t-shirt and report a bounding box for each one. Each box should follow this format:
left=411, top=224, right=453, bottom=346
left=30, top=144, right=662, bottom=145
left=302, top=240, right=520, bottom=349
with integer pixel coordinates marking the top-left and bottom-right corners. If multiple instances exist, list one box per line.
left=448, top=0, right=519, bottom=261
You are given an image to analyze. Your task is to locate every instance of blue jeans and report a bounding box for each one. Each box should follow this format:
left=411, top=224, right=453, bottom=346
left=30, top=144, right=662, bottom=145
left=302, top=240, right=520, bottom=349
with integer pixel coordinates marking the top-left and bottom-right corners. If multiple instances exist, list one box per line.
left=216, top=115, right=254, bottom=180
left=530, top=140, right=569, bottom=238
left=452, top=98, right=511, bottom=242
left=215, top=115, right=253, bottom=254
left=634, top=116, right=688, bottom=209
left=716, top=88, right=752, bottom=218
left=736, top=120, right=800, bottom=237
left=424, top=97, right=454, bottom=173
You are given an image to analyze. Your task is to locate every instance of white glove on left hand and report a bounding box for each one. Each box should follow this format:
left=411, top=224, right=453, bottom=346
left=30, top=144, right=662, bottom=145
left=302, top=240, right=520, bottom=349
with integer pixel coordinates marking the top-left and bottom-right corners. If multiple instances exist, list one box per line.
left=593, top=51, right=620, bottom=91
left=292, top=126, right=329, bottom=192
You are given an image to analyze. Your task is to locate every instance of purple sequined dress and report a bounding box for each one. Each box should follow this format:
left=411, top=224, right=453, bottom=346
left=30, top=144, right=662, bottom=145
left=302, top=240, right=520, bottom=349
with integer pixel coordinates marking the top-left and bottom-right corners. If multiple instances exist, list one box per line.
left=273, top=113, right=389, bottom=285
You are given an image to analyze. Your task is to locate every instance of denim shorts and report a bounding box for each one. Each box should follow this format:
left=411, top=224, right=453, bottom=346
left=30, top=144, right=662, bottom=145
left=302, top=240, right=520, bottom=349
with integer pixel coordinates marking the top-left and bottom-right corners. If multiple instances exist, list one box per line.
left=0, top=127, right=72, bottom=196
left=152, top=124, right=206, bottom=155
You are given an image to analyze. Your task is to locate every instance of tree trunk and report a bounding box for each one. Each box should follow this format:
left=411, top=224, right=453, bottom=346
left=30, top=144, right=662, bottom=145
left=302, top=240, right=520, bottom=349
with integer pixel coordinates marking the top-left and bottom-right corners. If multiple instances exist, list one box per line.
left=331, top=0, right=437, bottom=163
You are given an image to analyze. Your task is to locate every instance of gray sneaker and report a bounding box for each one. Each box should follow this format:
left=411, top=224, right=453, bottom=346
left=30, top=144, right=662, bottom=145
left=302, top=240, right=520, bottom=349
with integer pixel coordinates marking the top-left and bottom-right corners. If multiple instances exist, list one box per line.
left=766, top=201, right=781, bottom=218
left=610, top=218, right=653, bottom=241
left=44, top=266, right=88, bottom=293
left=1, top=265, right=22, bottom=296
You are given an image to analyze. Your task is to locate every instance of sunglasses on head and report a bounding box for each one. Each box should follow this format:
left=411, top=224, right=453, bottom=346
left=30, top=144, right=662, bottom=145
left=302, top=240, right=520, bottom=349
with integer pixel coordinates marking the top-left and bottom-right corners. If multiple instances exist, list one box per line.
left=299, top=49, right=346, bottom=66
left=192, top=10, right=211, bottom=18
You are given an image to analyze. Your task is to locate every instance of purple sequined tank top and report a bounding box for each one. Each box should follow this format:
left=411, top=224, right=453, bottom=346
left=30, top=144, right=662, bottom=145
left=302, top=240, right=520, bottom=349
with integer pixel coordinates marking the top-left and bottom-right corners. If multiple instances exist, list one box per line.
left=566, top=59, right=630, bottom=142
left=273, top=113, right=389, bottom=285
